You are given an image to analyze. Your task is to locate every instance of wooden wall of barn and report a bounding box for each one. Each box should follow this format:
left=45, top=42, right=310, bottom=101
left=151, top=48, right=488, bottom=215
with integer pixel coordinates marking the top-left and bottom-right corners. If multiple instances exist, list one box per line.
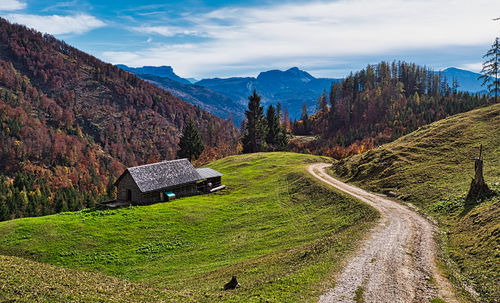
left=117, top=174, right=200, bottom=205
left=137, top=191, right=161, bottom=205
left=171, top=183, right=198, bottom=197
left=116, top=172, right=141, bottom=203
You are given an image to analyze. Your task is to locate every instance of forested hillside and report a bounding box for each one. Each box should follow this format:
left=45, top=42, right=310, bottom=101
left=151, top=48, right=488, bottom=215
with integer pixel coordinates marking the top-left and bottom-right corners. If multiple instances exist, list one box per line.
left=0, top=17, right=238, bottom=221
left=291, top=61, right=492, bottom=157
left=132, top=73, right=246, bottom=124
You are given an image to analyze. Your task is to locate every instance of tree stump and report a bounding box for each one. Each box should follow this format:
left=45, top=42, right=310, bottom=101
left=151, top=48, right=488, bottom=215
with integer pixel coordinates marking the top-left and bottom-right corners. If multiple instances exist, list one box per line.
left=466, top=145, right=492, bottom=203
left=223, top=276, right=240, bottom=290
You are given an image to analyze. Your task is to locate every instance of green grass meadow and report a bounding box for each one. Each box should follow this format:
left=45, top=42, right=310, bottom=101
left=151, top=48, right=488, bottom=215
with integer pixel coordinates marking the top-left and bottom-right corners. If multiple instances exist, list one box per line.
left=0, top=152, right=378, bottom=302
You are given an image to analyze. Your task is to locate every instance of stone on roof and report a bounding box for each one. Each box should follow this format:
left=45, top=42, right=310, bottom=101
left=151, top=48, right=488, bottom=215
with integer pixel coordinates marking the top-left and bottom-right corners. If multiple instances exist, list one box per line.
left=197, top=168, right=223, bottom=179
left=127, top=159, right=201, bottom=193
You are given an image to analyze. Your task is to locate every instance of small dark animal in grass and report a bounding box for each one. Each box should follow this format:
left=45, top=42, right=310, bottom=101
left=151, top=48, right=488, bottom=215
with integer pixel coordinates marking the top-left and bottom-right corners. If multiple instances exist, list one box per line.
left=223, top=276, right=240, bottom=290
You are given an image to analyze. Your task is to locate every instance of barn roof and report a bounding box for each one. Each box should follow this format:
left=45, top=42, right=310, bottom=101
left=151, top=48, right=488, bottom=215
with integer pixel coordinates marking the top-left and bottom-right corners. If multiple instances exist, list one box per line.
left=122, top=159, right=202, bottom=193
left=197, top=168, right=223, bottom=179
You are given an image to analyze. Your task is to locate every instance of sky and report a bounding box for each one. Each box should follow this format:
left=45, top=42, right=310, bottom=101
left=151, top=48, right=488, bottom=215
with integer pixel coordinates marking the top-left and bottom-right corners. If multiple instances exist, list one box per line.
left=1, top=0, right=499, bottom=79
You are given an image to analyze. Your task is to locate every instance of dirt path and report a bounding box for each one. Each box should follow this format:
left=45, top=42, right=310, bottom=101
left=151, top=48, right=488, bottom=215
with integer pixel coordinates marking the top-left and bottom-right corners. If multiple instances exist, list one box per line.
left=308, top=163, right=457, bottom=303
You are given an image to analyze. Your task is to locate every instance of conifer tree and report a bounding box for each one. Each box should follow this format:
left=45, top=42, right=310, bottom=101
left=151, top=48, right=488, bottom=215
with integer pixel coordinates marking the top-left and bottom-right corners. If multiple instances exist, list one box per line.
left=301, top=102, right=309, bottom=121
left=106, top=175, right=116, bottom=199
left=55, top=195, right=68, bottom=213
left=86, top=195, right=95, bottom=209
left=300, top=102, right=311, bottom=134
left=177, top=120, right=205, bottom=161
left=278, top=124, right=289, bottom=151
left=479, top=37, right=500, bottom=102
left=0, top=200, right=9, bottom=221
left=317, top=89, right=328, bottom=113
left=19, top=189, right=28, bottom=215
left=242, top=90, right=266, bottom=153
left=265, top=105, right=280, bottom=150
left=329, top=82, right=340, bottom=107
left=27, top=193, right=38, bottom=217
left=276, top=102, right=282, bottom=123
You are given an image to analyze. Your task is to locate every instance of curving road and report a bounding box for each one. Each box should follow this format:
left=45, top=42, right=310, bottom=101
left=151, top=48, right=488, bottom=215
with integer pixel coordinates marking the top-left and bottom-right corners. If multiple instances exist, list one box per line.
left=308, top=163, right=457, bottom=303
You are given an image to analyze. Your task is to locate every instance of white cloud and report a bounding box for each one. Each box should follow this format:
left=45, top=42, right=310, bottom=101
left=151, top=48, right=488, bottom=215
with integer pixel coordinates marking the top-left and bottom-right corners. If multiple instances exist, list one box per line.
left=6, top=13, right=106, bottom=35
left=103, top=0, right=500, bottom=78
left=132, top=26, right=207, bottom=37
left=460, top=62, right=483, bottom=72
left=0, top=0, right=26, bottom=11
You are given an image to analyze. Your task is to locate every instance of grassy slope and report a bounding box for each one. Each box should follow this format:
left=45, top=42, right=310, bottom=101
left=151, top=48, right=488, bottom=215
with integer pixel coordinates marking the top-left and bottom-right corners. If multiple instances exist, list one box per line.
left=330, top=103, right=500, bottom=302
left=0, top=255, right=172, bottom=302
left=0, top=152, right=378, bottom=302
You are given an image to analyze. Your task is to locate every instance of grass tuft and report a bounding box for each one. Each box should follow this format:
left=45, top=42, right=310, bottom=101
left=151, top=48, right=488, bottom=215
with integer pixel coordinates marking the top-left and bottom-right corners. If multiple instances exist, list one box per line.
left=430, top=298, right=447, bottom=303
left=354, top=285, right=364, bottom=303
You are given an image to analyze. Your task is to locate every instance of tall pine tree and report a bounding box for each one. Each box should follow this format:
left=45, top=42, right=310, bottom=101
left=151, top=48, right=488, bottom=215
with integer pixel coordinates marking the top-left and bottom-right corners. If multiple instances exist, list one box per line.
left=242, top=90, right=266, bottom=153
left=276, top=102, right=282, bottom=123
left=297, top=102, right=311, bottom=135
left=177, top=120, right=205, bottom=161
left=0, top=200, right=9, bottom=221
left=317, top=89, right=328, bottom=113
left=106, top=175, right=116, bottom=199
left=265, top=105, right=280, bottom=150
left=278, top=124, right=289, bottom=151
left=479, top=37, right=500, bottom=102
left=301, top=102, right=309, bottom=121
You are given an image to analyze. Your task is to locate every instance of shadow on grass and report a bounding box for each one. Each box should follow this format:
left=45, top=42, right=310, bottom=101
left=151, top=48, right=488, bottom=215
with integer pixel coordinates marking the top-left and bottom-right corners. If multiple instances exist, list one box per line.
left=461, top=190, right=497, bottom=216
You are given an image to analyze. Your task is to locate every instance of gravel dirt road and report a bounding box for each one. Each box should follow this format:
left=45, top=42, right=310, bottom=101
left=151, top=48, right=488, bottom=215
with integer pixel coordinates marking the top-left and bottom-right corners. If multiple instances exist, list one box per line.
left=308, top=163, right=458, bottom=303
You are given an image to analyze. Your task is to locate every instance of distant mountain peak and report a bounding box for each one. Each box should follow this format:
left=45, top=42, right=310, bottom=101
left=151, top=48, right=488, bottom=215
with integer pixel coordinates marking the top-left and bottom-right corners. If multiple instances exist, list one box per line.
left=257, top=67, right=314, bottom=83
left=286, top=67, right=314, bottom=82
left=285, top=67, right=308, bottom=76
left=440, top=67, right=485, bottom=93
left=442, top=67, right=461, bottom=72
left=117, top=64, right=191, bottom=85
left=441, top=67, right=479, bottom=74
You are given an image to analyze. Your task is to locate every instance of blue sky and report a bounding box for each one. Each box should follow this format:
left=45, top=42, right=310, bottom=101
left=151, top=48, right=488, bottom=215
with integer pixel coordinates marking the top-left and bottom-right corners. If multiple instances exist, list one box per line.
left=1, top=0, right=499, bottom=79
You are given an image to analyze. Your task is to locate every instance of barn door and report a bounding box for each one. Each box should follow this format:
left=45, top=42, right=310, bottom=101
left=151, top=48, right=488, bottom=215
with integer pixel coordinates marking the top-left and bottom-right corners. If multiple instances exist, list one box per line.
left=127, top=189, right=132, bottom=202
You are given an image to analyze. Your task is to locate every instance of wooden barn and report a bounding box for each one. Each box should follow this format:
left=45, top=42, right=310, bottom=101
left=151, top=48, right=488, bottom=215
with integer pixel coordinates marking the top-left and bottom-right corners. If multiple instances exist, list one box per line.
left=114, top=159, right=224, bottom=205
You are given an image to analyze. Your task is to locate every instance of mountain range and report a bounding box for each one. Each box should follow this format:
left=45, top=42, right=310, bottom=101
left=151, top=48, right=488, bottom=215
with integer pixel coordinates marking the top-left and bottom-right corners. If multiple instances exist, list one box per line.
left=197, top=67, right=339, bottom=117
left=119, top=65, right=487, bottom=125
left=119, top=65, right=340, bottom=123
